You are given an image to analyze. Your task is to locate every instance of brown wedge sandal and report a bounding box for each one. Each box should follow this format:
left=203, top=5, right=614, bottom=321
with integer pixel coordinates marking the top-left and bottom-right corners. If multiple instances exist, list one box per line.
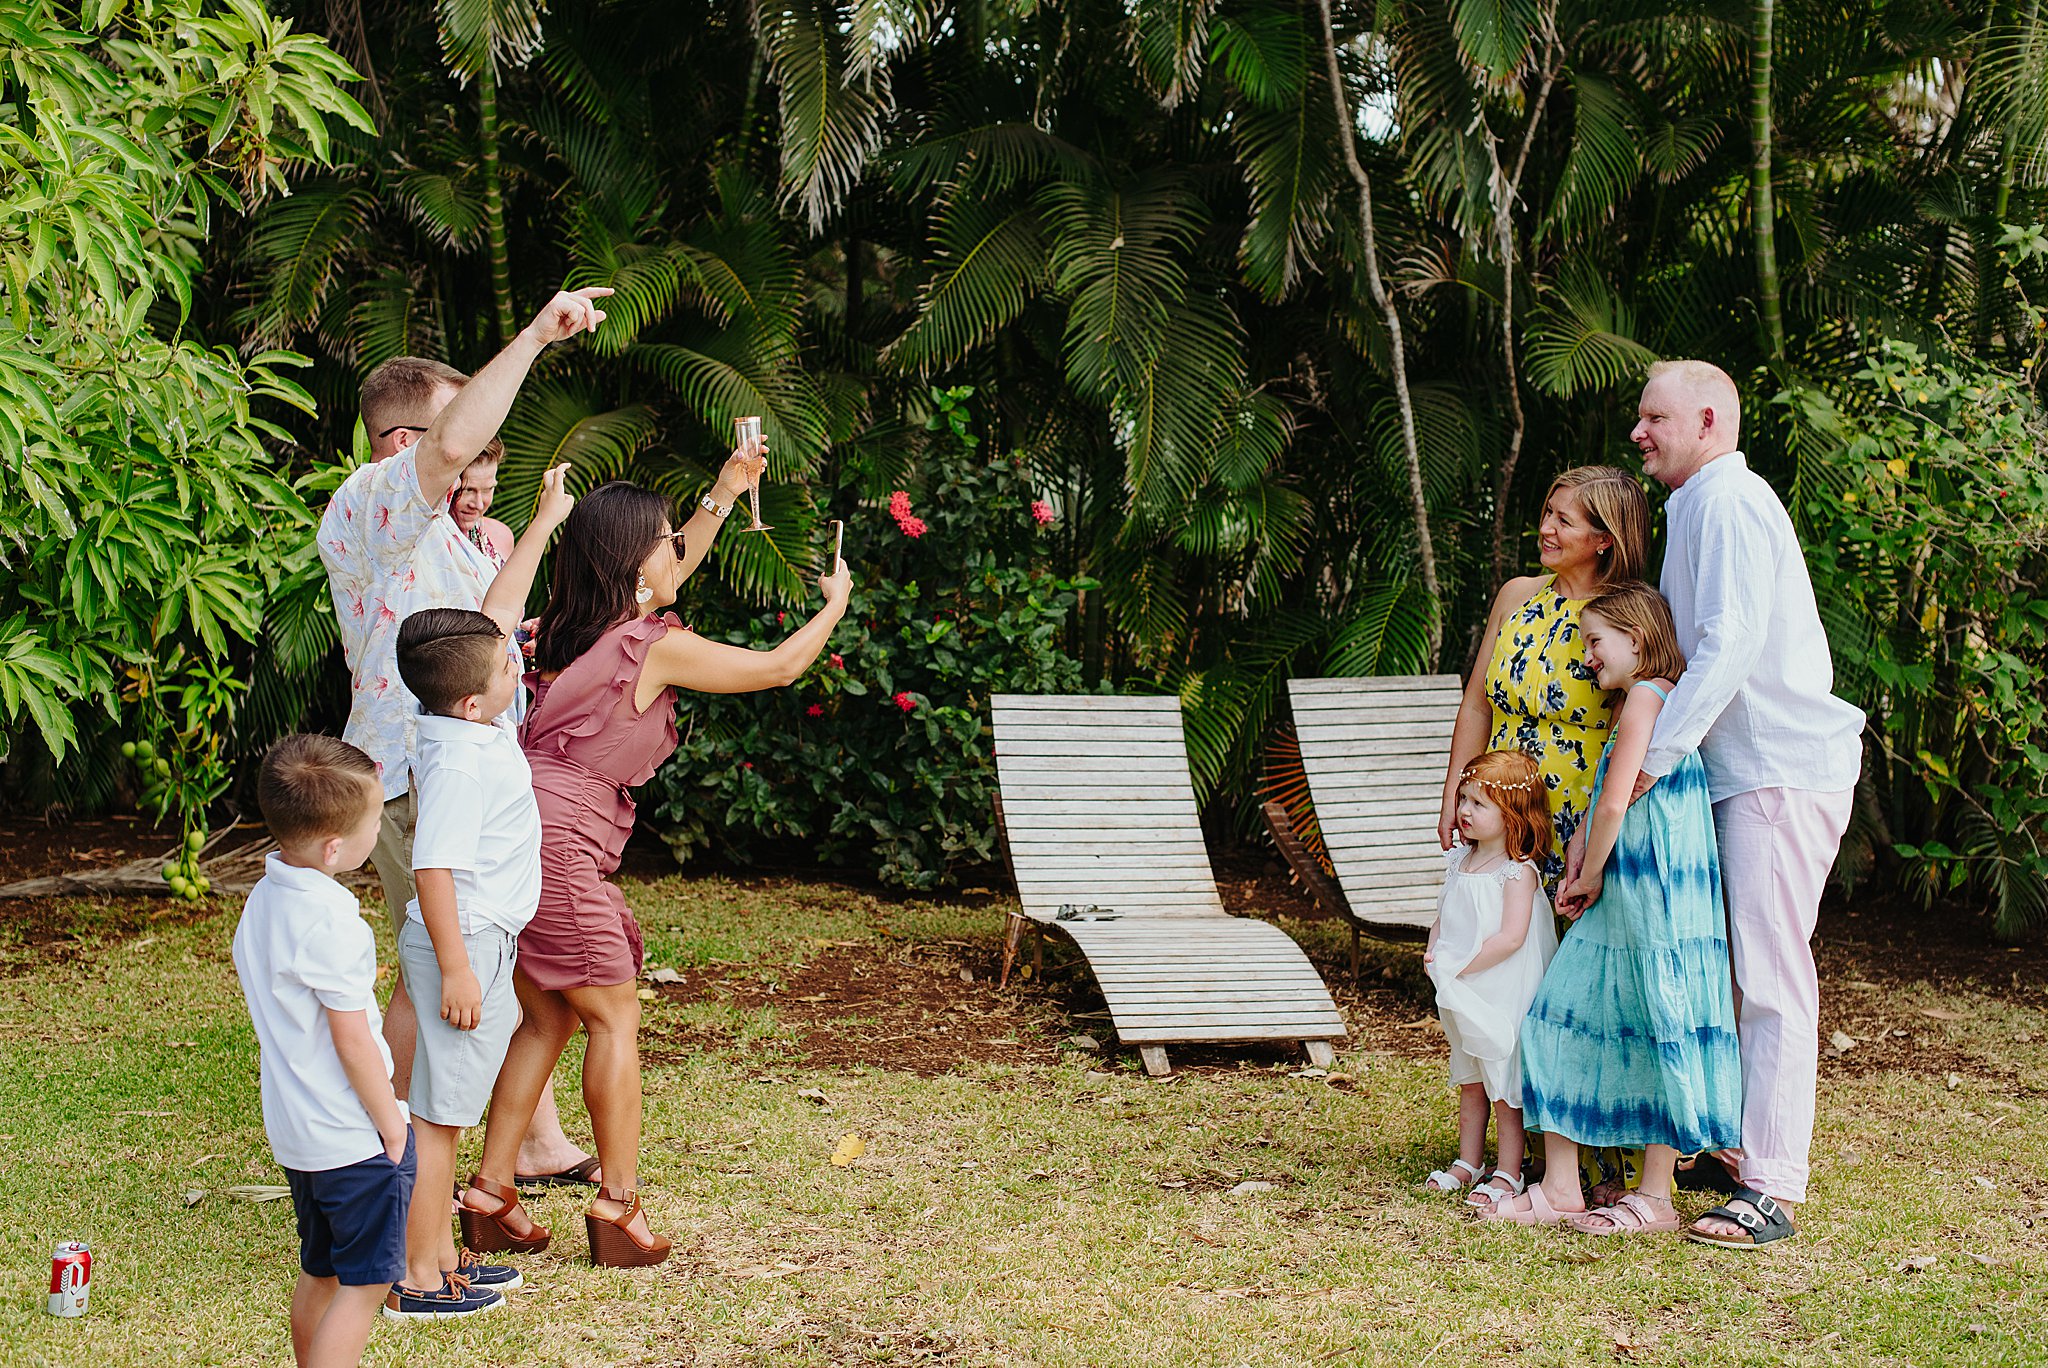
left=459, top=1174, right=552, bottom=1255
left=585, top=1185, right=671, bottom=1268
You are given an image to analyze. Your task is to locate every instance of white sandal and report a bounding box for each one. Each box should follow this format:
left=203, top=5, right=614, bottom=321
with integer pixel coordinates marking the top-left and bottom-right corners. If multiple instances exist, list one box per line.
left=1422, top=1158, right=1485, bottom=1194
left=1465, top=1169, right=1527, bottom=1210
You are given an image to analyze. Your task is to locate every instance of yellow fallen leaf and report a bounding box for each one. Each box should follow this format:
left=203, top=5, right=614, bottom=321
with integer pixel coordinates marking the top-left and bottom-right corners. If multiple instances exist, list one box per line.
left=636, top=988, right=657, bottom=1001
left=830, top=1133, right=866, bottom=1167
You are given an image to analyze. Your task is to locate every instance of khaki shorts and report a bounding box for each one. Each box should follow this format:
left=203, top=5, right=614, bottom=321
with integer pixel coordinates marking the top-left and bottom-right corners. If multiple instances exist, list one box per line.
left=368, top=791, right=417, bottom=940
left=396, top=920, right=519, bottom=1129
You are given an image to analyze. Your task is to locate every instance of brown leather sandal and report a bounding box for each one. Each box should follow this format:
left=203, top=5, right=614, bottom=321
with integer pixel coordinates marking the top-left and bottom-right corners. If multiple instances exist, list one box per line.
left=460, top=1174, right=551, bottom=1255
left=585, top=1185, right=670, bottom=1268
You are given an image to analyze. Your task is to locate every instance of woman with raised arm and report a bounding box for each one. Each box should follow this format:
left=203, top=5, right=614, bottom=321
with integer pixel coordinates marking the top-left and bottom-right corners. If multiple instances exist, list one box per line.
left=458, top=478, right=852, bottom=1269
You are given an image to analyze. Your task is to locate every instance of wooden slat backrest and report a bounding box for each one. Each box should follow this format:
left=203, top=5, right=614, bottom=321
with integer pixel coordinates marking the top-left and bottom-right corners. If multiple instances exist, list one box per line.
left=1287, top=675, right=1465, bottom=928
left=991, top=694, right=1225, bottom=920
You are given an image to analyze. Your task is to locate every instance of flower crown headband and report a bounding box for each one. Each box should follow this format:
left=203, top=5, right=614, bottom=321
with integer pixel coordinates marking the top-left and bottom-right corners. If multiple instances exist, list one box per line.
left=1463, top=772, right=1540, bottom=794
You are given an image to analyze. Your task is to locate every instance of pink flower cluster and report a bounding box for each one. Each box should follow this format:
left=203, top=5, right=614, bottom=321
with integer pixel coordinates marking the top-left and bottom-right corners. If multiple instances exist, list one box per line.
left=1030, top=499, right=1055, bottom=526
left=893, top=691, right=917, bottom=714
left=806, top=703, right=824, bottom=718
left=889, top=490, right=927, bottom=539
left=829, top=653, right=844, bottom=670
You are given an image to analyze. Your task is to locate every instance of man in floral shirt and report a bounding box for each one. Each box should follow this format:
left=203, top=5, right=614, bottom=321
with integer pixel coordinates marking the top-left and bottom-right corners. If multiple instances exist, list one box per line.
left=317, top=286, right=613, bottom=1187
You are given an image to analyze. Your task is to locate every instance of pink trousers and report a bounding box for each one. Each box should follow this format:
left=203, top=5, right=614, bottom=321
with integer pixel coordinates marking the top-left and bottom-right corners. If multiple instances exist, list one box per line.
left=1713, top=785, right=1854, bottom=1205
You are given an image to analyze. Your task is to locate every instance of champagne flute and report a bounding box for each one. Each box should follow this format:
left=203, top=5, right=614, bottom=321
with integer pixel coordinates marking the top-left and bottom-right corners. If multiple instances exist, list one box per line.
left=736, top=415, right=770, bottom=532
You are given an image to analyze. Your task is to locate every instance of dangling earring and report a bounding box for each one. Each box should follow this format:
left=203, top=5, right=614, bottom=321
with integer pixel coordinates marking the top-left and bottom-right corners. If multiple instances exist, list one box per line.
left=635, top=576, right=653, bottom=605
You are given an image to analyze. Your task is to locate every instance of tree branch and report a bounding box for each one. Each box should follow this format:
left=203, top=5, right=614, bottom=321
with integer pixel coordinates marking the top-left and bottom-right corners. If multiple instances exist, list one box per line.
left=1315, top=0, right=1443, bottom=663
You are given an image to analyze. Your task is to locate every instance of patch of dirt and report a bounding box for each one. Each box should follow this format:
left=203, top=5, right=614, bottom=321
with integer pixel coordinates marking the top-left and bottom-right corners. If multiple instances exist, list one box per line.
left=0, top=814, right=178, bottom=882
left=643, top=946, right=1068, bottom=1076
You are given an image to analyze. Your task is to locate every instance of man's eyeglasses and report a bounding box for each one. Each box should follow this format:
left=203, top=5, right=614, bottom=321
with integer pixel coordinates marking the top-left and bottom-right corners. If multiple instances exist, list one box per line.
left=376, top=423, right=429, bottom=440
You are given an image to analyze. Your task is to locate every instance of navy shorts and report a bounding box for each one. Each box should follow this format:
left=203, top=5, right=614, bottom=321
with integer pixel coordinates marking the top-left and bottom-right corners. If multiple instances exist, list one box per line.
left=285, top=1129, right=415, bottom=1286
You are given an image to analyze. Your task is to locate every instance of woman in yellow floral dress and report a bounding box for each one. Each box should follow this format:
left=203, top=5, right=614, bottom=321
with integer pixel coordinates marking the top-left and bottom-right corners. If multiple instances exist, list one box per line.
left=1440, top=468, right=1649, bottom=883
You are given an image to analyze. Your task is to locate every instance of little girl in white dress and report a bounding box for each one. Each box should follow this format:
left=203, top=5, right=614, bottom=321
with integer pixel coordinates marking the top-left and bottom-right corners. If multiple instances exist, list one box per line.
left=1423, top=749, right=1558, bottom=1209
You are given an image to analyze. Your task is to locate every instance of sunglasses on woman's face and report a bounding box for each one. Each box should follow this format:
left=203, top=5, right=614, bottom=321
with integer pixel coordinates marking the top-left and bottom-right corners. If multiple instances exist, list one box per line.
left=667, top=531, right=689, bottom=558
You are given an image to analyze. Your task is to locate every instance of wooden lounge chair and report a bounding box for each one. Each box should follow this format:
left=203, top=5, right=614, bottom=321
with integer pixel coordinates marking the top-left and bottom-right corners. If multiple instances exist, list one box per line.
left=1265, top=675, right=1466, bottom=977
left=990, top=693, right=1346, bottom=1077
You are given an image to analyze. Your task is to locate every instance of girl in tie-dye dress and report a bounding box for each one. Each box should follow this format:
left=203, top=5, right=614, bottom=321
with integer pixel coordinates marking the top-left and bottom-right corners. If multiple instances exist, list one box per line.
left=1485, top=583, right=1742, bottom=1234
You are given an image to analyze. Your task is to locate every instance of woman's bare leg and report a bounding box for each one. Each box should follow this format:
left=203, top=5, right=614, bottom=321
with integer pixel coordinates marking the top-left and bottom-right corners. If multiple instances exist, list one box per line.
left=562, top=980, right=654, bottom=1242
left=470, top=969, right=578, bottom=1192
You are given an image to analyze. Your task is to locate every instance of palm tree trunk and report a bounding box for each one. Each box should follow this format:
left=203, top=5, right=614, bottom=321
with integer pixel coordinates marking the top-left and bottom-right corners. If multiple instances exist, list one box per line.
left=1751, top=0, right=1786, bottom=362
left=1315, top=0, right=1442, bottom=664
left=479, top=58, right=516, bottom=347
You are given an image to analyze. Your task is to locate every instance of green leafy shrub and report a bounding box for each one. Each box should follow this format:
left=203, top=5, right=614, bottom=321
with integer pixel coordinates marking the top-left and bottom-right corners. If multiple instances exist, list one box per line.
left=1797, top=274, right=2048, bottom=936
left=0, top=0, right=366, bottom=848
left=645, top=388, right=1089, bottom=888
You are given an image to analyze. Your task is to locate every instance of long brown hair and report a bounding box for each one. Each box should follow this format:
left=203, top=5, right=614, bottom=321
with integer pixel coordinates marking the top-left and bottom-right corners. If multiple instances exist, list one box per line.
left=1546, top=466, right=1649, bottom=587
left=533, top=482, right=672, bottom=673
left=1458, top=749, right=1553, bottom=865
left=1583, top=581, right=1688, bottom=684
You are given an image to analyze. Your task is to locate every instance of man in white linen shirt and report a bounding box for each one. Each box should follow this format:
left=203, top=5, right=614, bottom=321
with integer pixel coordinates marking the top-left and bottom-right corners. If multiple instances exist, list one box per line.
left=316, top=286, right=612, bottom=1187
left=1626, top=359, right=1865, bottom=1249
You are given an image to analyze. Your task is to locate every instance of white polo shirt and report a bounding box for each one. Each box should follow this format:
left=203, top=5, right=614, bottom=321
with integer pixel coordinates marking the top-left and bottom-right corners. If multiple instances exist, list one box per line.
left=232, top=854, right=402, bottom=1172
left=405, top=713, right=542, bottom=936
left=1644, top=451, right=1866, bottom=801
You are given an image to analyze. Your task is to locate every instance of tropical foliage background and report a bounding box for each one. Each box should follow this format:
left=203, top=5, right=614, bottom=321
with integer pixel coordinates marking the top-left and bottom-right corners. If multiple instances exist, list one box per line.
left=1, top=0, right=2043, bottom=931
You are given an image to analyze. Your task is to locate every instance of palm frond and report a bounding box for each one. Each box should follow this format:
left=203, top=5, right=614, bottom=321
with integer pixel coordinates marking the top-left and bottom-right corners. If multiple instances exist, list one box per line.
left=1541, top=73, right=1642, bottom=239
left=1323, top=573, right=1435, bottom=676
left=626, top=340, right=831, bottom=473
left=438, top=0, right=546, bottom=82
left=497, top=380, right=663, bottom=525
left=883, top=200, right=1049, bottom=372
left=1126, top=0, right=1218, bottom=110
left=1233, top=63, right=1340, bottom=301
left=1448, top=0, right=1538, bottom=86
left=759, top=0, right=891, bottom=231
left=1041, top=172, right=1206, bottom=397
left=1211, top=8, right=1311, bottom=110
left=394, top=165, right=487, bottom=251
left=1524, top=260, right=1657, bottom=398
left=234, top=181, right=375, bottom=347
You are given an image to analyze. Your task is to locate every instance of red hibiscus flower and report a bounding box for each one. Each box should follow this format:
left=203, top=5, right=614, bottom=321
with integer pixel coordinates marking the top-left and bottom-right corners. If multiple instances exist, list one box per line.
left=893, top=691, right=917, bottom=714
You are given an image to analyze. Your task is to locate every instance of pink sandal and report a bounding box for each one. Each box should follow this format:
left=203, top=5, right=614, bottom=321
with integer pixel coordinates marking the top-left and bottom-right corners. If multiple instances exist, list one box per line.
left=1569, top=1191, right=1682, bottom=1236
left=1476, top=1184, right=1580, bottom=1226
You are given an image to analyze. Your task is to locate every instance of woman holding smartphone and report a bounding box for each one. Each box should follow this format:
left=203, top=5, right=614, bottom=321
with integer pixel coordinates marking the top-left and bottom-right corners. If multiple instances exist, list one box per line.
left=458, top=477, right=853, bottom=1268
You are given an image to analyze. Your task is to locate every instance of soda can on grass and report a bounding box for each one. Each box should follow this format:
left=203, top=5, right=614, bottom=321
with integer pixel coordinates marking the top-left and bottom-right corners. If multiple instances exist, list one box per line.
left=48, top=1241, right=91, bottom=1316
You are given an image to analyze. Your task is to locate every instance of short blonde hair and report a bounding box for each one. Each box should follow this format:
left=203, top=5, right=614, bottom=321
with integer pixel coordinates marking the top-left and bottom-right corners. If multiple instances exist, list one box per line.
left=1646, top=359, right=1742, bottom=445
left=1583, top=581, right=1687, bottom=685
left=463, top=435, right=505, bottom=473
left=258, top=735, right=379, bottom=844
left=1545, top=466, right=1649, bottom=587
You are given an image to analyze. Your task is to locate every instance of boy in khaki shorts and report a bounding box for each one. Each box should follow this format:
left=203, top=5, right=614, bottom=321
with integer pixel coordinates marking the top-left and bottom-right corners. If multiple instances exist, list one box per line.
left=385, top=608, right=544, bottom=1316
left=383, top=463, right=569, bottom=1318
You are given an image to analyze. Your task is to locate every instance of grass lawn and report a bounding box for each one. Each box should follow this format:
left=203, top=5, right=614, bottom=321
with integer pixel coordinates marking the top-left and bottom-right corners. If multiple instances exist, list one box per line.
left=0, top=867, right=2044, bottom=1367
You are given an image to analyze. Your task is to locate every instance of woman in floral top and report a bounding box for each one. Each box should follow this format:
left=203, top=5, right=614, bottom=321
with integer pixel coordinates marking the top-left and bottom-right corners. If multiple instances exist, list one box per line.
left=1439, top=467, right=1649, bottom=883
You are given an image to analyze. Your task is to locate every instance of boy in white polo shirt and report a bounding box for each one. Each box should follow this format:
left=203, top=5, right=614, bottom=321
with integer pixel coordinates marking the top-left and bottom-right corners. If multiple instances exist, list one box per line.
left=386, top=606, right=544, bottom=1317
left=233, top=735, right=413, bottom=1367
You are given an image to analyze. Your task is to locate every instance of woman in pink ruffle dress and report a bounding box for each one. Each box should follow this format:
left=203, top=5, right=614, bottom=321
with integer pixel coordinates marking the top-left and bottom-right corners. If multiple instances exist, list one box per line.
left=460, top=478, right=851, bottom=1267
